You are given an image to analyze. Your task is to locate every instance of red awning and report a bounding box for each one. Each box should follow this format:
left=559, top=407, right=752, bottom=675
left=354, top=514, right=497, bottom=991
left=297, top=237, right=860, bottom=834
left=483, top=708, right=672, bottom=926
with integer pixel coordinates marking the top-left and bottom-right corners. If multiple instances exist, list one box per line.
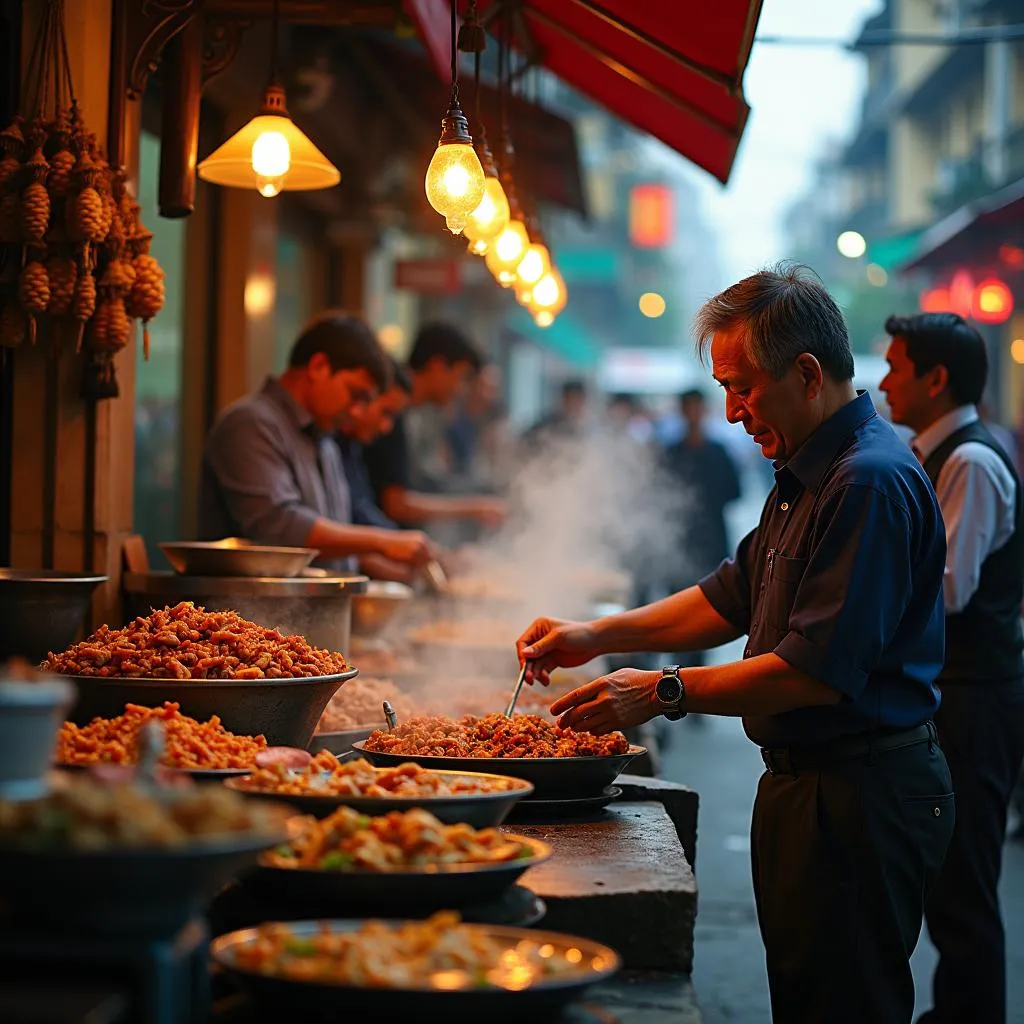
left=415, top=1, right=762, bottom=184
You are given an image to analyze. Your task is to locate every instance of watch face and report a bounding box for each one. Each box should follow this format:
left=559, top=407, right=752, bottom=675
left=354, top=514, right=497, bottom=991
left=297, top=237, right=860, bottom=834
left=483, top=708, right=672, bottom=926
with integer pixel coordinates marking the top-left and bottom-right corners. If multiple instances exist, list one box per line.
left=656, top=673, right=683, bottom=706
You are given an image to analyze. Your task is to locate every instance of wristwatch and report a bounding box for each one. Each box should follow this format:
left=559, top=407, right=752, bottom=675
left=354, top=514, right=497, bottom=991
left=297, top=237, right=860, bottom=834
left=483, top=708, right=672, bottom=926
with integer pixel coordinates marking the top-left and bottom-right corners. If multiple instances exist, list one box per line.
left=656, top=665, right=687, bottom=721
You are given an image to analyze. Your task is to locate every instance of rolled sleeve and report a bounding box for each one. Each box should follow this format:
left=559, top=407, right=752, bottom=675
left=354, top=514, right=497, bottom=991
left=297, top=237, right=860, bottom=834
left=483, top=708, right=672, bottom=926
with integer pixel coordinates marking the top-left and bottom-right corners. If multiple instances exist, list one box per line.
left=203, top=409, right=320, bottom=548
left=698, top=527, right=758, bottom=634
left=775, top=483, right=914, bottom=700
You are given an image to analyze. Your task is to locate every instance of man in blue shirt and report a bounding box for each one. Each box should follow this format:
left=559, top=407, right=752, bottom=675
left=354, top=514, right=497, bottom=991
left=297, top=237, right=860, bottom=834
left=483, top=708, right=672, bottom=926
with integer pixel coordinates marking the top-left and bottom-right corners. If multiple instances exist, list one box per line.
left=516, top=264, right=954, bottom=1024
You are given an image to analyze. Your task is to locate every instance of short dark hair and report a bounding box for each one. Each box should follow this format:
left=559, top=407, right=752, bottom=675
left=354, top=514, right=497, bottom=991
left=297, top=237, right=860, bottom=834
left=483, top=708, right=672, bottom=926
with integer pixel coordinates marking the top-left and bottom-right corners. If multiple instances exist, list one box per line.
left=388, top=355, right=413, bottom=394
left=562, top=379, right=586, bottom=399
left=679, top=388, right=706, bottom=406
left=694, top=261, right=855, bottom=383
left=884, top=312, right=988, bottom=406
left=408, top=322, right=483, bottom=373
left=289, top=311, right=391, bottom=393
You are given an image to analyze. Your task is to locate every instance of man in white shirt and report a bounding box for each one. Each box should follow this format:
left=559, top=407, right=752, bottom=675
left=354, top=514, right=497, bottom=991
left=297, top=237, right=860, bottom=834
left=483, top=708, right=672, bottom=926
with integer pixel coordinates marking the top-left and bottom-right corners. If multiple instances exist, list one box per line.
left=881, top=312, right=1024, bottom=1024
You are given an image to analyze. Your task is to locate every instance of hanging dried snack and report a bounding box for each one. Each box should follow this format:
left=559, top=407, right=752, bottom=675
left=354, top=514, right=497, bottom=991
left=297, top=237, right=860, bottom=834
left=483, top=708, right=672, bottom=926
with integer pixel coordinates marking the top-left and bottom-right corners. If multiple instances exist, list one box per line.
left=19, top=144, right=50, bottom=245
left=46, top=255, right=76, bottom=315
left=18, top=260, right=50, bottom=343
left=126, top=254, right=164, bottom=359
left=46, top=111, right=75, bottom=199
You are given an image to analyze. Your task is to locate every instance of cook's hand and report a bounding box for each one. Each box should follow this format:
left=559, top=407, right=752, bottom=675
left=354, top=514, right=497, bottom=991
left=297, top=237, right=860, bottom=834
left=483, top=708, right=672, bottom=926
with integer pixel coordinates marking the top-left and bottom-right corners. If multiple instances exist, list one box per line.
left=382, top=530, right=435, bottom=567
left=474, top=498, right=508, bottom=529
left=516, top=617, right=600, bottom=686
left=549, top=668, right=660, bottom=735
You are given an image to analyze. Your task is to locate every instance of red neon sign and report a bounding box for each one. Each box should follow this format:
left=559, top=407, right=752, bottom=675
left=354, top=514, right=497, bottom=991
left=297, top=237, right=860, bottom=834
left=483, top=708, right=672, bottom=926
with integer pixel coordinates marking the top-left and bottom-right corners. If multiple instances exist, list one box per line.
left=629, top=184, right=674, bottom=249
left=972, top=277, right=1014, bottom=324
left=918, top=269, right=1015, bottom=324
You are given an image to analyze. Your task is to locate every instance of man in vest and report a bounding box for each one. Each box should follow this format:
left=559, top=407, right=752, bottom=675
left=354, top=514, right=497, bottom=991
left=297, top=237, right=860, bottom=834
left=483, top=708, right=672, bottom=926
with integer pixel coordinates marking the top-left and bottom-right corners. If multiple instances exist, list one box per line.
left=881, top=312, right=1024, bottom=1024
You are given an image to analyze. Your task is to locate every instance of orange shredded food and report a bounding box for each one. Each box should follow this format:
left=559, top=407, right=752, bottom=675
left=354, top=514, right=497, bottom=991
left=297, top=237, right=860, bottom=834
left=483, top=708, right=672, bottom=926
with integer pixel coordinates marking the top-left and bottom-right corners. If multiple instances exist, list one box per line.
left=57, top=701, right=267, bottom=770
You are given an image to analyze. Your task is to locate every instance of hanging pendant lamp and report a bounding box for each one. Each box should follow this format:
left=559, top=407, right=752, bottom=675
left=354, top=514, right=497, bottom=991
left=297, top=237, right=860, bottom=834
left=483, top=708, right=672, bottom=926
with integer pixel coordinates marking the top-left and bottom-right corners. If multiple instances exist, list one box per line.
left=425, top=0, right=486, bottom=234
left=197, top=0, right=338, bottom=197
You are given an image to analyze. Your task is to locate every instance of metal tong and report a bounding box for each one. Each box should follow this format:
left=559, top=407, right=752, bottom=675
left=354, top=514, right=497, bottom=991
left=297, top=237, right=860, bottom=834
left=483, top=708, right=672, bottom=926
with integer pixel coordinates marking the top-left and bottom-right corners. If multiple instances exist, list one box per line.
left=504, top=663, right=530, bottom=718
left=422, top=559, right=450, bottom=595
left=383, top=699, right=398, bottom=731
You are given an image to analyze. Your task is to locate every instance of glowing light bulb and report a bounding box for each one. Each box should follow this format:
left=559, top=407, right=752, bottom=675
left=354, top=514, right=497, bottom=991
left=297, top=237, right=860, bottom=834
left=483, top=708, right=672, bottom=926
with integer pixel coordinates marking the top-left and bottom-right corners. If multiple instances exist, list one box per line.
left=468, top=237, right=489, bottom=256
left=534, top=310, right=555, bottom=328
left=532, top=268, right=567, bottom=317
left=516, top=242, right=551, bottom=287
left=464, top=176, right=511, bottom=248
left=251, top=130, right=290, bottom=198
left=425, top=142, right=486, bottom=224
left=485, top=219, right=529, bottom=286
left=445, top=215, right=468, bottom=235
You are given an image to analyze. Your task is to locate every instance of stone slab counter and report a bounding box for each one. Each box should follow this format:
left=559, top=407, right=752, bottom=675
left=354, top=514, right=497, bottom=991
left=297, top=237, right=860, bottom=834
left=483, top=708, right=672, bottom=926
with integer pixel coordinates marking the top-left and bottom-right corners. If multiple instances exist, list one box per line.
left=505, top=801, right=697, bottom=973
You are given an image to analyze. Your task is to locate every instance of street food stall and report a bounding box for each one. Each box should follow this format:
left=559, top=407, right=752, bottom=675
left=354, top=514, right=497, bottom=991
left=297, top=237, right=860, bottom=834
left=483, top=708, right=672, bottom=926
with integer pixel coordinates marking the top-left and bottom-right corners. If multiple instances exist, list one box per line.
left=0, top=0, right=760, bottom=1019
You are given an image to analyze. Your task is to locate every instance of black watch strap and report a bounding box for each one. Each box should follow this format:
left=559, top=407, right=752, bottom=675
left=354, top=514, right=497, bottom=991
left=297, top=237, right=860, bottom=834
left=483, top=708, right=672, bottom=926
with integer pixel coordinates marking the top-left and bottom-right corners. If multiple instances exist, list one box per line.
left=658, top=665, right=687, bottom=721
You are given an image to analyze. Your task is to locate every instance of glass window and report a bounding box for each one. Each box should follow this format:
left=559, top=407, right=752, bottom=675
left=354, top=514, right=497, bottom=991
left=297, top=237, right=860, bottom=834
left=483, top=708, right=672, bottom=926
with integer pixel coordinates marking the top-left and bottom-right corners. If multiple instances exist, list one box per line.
left=133, top=130, right=186, bottom=566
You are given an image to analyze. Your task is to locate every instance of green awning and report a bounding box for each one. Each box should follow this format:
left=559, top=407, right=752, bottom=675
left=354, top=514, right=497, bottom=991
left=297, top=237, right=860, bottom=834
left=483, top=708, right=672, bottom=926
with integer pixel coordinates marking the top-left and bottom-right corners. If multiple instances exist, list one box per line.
left=555, top=248, right=620, bottom=284
left=867, top=228, right=928, bottom=272
left=509, top=308, right=598, bottom=367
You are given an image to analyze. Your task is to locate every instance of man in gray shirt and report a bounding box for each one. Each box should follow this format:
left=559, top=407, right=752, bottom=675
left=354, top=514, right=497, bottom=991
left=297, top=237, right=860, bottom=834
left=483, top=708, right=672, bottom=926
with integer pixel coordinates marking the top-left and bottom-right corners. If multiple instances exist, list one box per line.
left=199, top=312, right=434, bottom=574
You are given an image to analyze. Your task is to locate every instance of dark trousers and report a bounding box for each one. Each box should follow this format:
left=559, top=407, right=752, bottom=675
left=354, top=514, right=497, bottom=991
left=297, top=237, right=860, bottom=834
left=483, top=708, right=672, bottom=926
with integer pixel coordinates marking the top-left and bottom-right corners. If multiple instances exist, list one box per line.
left=752, top=733, right=954, bottom=1024
left=918, top=678, right=1024, bottom=1024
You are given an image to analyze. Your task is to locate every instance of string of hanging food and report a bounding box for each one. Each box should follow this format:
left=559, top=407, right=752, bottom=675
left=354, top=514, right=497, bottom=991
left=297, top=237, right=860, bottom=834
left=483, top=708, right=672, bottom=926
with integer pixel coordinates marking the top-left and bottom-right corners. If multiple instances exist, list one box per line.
left=0, top=0, right=164, bottom=398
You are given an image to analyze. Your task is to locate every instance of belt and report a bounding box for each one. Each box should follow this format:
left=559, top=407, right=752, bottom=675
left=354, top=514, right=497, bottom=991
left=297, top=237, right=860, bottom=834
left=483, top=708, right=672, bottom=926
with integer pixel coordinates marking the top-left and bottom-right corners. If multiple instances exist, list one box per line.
left=760, top=722, right=935, bottom=776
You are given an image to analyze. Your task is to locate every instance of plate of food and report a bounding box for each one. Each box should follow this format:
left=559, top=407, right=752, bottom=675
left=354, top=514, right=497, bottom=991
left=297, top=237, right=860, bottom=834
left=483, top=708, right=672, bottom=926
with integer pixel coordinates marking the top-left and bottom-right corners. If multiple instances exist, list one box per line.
left=55, top=700, right=265, bottom=778
left=0, top=774, right=290, bottom=936
left=225, top=751, right=533, bottom=826
left=249, top=805, right=549, bottom=909
left=353, top=713, right=643, bottom=798
left=44, top=602, right=356, bottom=748
left=211, top=911, right=620, bottom=1021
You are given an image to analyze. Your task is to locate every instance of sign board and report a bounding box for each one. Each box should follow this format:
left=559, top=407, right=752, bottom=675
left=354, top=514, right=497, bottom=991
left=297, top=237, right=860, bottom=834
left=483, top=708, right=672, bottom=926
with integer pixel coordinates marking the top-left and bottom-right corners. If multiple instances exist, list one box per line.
left=393, top=258, right=462, bottom=294
left=629, top=183, right=673, bottom=249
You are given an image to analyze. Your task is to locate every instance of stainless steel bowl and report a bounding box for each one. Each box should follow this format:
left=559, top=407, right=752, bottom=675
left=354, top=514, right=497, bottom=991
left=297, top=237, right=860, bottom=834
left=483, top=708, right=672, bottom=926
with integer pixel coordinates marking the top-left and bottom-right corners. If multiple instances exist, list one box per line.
left=351, top=581, right=413, bottom=638
left=159, top=539, right=319, bottom=578
left=0, top=570, right=108, bottom=663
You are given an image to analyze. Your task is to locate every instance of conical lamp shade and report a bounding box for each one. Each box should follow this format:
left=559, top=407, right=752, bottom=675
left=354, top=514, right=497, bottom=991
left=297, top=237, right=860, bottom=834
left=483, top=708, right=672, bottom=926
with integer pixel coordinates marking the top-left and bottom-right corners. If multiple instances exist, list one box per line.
left=198, top=110, right=340, bottom=195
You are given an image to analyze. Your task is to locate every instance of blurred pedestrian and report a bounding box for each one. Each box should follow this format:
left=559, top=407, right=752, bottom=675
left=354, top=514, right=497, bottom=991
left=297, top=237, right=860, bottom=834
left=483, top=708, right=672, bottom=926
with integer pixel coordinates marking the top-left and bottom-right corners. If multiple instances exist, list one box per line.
left=661, top=388, right=742, bottom=682
left=881, top=312, right=1024, bottom=1024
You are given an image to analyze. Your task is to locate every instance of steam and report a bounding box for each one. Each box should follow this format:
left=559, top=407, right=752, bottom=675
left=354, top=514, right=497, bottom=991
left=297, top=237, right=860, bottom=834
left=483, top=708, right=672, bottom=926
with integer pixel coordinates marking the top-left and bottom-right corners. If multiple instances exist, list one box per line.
left=371, top=427, right=700, bottom=712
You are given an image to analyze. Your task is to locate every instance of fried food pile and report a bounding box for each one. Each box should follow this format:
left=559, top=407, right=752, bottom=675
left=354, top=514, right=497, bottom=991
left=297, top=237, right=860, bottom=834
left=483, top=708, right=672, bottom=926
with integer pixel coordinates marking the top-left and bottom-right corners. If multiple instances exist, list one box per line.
left=43, top=602, right=349, bottom=680
left=363, top=712, right=630, bottom=759
left=263, top=805, right=532, bottom=871
left=316, top=677, right=421, bottom=733
left=229, top=911, right=598, bottom=989
left=0, top=776, right=287, bottom=848
left=57, top=701, right=266, bottom=770
left=237, top=753, right=527, bottom=798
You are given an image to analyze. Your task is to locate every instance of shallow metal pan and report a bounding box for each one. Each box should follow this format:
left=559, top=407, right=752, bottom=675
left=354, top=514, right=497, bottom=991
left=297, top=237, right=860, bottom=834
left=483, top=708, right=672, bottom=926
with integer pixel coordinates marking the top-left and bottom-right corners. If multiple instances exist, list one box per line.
left=159, top=540, right=319, bottom=578
left=351, top=742, right=644, bottom=799
left=62, top=668, right=358, bottom=749
left=247, top=833, right=549, bottom=911
left=224, top=767, right=534, bottom=827
left=211, top=918, right=620, bottom=1022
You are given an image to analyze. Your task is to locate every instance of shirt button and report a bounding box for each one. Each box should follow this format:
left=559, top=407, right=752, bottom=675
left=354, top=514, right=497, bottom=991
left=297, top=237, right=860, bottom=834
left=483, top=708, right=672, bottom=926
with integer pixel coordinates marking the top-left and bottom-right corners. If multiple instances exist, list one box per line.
left=780, top=502, right=790, bottom=511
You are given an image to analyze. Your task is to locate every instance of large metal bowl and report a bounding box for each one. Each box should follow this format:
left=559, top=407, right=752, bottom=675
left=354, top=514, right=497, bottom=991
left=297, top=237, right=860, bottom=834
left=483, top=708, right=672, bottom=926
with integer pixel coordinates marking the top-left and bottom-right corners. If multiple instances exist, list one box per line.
left=247, top=834, right=550, bottom=910
left=0, top=570, right=107, bottom=663
left=352, top=742, right=645, bottom=799
left=224, top=767, right=534, bottom=825
left=159, top=540, right=319, bottom=578
left=0, top=826, right=288, bottom=937
left=211, top=918, right=620, bottom=1021
left=350, top=580, right=413, bottom=638
left=63, top=668, right=358, bottom=748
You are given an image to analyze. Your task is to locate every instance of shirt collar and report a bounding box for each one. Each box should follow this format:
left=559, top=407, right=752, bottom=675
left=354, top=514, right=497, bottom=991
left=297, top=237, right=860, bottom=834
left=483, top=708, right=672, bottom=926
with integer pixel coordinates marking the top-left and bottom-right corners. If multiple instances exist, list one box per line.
left=262, top=376, right=315, bottom=434
left=912, top=405, right=979, bottom=462
left=781, top=390, right=877, bottom=494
